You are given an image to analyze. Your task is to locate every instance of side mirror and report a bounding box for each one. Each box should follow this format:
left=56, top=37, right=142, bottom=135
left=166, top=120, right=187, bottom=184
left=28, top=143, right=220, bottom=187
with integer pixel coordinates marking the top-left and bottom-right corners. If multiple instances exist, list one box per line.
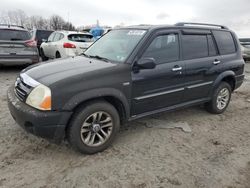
left=42, top=39, right=48, bottom=43
left=137, top=58, right=156, bottom=70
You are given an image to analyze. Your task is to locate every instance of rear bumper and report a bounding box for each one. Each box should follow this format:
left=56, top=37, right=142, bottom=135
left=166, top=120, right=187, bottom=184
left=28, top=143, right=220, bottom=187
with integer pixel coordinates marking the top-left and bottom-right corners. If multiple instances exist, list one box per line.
left=7, top=86, right=72, bottom=143
left=0, top=55, right=39, bottom=65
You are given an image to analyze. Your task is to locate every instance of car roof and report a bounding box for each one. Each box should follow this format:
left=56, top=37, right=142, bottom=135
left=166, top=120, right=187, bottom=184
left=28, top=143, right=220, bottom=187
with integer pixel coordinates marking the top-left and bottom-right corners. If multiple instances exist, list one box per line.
left=117, top=23, right=230, bottom=32
left=0, top=24, right=28, bottom=31
left=54, top=30, right=93, bottom=36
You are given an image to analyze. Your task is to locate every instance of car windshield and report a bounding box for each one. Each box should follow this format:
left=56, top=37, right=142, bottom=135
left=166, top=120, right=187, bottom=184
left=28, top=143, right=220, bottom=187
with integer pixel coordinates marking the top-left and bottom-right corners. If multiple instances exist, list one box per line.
left=68, top=34, right=94, bottom=42
left=0, top=29, right=31, bottom=41
left=84, top=29, right=147, bottom=62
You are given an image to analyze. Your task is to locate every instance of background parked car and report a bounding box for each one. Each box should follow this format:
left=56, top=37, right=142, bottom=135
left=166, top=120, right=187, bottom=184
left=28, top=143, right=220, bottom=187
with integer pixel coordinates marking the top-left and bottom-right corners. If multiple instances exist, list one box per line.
left=239, top=38, right=250, bottom=61
left=0, top=24, right=39, bottom=66
left=40, top=31, right=94, bottom=61
left=30, top=29, right=54, bottom=56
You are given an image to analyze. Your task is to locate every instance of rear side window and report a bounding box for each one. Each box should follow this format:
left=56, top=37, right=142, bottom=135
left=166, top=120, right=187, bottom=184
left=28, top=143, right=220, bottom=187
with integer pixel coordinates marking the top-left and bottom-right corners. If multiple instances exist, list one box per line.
left=53, top=33, right=63, bottom=42
left=182, top=35, right=208, bottom=59
left=0, top=29, right=30, bottom=41
left=213, top=31, right=236, bottom=55
left=142, top=34, right=179, bottom=64
left=68, top=34, right=94, bottom=42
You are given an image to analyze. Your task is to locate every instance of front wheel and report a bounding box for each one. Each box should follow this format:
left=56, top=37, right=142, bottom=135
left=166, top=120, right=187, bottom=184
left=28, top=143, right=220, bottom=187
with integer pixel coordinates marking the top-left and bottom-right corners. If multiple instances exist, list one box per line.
left=205, top=82, right=232, bottom=114
left=67, top=100, right=120, bottom=154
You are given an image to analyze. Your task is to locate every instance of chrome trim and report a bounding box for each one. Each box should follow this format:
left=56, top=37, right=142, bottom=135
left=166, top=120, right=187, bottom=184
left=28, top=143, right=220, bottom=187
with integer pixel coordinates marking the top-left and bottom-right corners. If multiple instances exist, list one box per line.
left=123, top=82, right=130, bottom=86
left=187, top=81, right=213, bottom=89
left=172, top=67, right=182, bottom=71
left=20, top=73, right=40, bottom=88
left=213, top=60, right=221, bottom=65
left=135, top=88, right=185, bottom=100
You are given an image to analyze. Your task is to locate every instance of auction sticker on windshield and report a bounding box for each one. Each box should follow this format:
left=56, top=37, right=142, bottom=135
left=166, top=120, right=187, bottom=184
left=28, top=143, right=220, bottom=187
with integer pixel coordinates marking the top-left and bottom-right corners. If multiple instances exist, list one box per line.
left=127, top=30, right=146, bottom=36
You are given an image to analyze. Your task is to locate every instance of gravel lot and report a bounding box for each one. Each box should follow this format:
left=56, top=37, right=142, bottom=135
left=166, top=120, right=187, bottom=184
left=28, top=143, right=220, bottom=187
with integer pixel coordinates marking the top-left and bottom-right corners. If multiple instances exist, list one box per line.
left=0, top=63, right=250, bottom=188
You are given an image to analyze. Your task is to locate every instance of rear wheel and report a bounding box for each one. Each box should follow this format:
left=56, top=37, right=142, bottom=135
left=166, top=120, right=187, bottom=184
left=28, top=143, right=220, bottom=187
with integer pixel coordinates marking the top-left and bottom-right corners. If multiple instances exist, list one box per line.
left=56, top=51, right=61, bottom=58
left=40, top=48, right=48, bottom=61
left=205, top=82, right=232, bottom=114
left=67, top=100, right=120, bottom=154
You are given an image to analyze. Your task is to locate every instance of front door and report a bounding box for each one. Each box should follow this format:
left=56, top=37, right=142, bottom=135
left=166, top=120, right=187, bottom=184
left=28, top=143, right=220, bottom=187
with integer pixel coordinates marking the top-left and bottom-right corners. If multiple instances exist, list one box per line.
left=131, top=31, right=186, bottom=115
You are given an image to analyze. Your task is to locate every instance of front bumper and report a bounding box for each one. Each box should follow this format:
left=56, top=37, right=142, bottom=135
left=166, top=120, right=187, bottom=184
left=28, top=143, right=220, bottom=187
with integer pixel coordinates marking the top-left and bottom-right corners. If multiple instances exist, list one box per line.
left=7, top=86, right=72, bottom=143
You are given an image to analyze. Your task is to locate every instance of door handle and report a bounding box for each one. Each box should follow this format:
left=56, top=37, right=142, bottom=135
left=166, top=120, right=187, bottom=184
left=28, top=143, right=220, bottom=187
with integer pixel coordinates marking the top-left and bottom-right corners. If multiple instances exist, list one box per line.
left=172, top=67, right=182, bottom=71
left=213, top=60, right=221, bottom=65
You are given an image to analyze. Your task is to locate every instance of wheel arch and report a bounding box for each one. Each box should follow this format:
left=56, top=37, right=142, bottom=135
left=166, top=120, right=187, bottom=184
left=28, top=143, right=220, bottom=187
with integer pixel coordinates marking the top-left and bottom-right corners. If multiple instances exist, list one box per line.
left=63, top=88, right=130, bottom=125
left=211, top=71, right=236, bottom=94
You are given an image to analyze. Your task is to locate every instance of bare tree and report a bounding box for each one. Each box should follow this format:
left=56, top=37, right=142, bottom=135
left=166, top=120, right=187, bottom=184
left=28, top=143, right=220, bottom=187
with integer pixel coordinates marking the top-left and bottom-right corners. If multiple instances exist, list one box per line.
left=49, top=15, right=65, bottom=30
left=0, top=9, right=76, bottom=31
left=28, top=16, right=50, bottom=30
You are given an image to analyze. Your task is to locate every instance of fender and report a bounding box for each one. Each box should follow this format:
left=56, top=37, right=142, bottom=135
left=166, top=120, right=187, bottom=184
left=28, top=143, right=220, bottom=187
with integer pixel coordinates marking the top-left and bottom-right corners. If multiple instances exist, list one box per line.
left=62, top=88, right=130, bottom=119
left=209, top=70, right=236, bottom=96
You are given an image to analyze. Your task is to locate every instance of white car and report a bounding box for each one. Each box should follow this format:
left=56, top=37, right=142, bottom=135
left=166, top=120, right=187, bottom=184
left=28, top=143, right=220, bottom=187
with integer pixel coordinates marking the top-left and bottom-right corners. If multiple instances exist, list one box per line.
left=40, top=31, right=94, bottom=60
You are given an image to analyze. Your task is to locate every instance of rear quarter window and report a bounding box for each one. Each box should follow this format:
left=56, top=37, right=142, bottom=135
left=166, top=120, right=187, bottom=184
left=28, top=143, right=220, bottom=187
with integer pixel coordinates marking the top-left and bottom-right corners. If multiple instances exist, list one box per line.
left=213, top=31, right=236, bottom=55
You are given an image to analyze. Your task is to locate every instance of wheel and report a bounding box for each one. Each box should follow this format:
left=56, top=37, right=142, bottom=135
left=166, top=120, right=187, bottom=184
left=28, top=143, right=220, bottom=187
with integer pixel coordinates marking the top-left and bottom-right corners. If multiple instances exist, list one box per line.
left=67, top=100, right=120, bottom=154
left=56, top=51, right=61, bottom=58
left=205, top=82, right=232, bottom=114
left=40, top=48, right=48, bottom=61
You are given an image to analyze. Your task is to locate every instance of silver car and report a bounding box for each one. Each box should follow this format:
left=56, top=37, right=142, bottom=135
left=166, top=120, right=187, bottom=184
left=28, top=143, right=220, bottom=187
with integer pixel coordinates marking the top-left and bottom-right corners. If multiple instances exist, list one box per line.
left=0, top=24, right=39, bottom=66
left=240, top=38, right=250, bottom=61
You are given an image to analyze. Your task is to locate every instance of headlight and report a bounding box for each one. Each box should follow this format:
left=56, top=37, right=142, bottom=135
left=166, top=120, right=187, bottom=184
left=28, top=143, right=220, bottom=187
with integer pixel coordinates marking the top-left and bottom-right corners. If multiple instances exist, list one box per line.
left=26, top=84, right=52, bottom=111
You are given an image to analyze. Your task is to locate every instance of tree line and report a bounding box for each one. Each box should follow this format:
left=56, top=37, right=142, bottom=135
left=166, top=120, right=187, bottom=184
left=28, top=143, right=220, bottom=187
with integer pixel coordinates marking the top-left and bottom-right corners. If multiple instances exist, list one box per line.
left=0, top=9, right=76, bottom=31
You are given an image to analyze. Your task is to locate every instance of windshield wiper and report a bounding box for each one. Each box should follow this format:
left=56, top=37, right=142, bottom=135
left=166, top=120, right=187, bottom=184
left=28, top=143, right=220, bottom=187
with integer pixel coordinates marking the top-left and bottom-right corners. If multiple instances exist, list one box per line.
left=80, top=53, right=110, bottom=62
left=81, top=53, right=90, bottom=57
left=88, top=55, right=110, bottom=62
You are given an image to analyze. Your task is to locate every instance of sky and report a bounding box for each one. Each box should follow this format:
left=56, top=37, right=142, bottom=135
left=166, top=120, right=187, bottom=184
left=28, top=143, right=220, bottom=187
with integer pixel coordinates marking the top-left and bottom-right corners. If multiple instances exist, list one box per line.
left=1, top=0, right=250, bottom=37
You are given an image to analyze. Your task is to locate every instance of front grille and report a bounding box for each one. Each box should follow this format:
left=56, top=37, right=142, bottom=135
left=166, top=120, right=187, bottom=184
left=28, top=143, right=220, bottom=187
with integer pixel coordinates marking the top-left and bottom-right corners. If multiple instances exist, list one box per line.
left=14, top=76, right=32, bottom=102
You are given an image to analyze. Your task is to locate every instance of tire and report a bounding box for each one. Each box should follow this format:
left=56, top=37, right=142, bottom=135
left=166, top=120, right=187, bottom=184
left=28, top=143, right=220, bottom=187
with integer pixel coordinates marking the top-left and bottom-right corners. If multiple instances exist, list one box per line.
left=67, top=100, right=120, bottom=154
left=56, top=51, right=61, bottom=58
left=40, top=48, right=49, bottom=61
left=205, top=82, right=232, bottom=114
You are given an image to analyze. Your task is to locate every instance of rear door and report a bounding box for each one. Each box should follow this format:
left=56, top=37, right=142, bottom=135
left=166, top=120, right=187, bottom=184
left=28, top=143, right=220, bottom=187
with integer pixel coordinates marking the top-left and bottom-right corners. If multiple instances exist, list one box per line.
left=181, top=30, right=220, bottom=102
left=0, top=29, right=34, bottom=58
left=131, top=30, right=186, bottom=115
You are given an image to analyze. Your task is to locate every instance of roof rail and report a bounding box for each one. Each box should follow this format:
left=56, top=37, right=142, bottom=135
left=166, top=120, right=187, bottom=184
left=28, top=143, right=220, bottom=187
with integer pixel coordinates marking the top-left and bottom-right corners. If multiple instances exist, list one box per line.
left=175, top=22, right=229, bottom=29
left=0, top=24, right=24, bottom=29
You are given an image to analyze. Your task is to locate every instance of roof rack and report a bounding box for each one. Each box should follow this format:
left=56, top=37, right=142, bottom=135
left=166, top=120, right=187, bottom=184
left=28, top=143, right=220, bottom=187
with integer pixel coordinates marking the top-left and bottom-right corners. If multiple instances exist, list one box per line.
left=175, top=22, right=228, bottom=29
left=0, top=24, right=24, bottom=29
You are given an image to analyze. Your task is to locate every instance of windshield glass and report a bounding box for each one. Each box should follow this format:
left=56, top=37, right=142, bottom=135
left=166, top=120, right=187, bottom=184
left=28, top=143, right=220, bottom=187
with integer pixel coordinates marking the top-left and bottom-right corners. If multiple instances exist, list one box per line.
left=84, top=29, right=147, bottom=62
left=0, top=29, right=31, bottom=41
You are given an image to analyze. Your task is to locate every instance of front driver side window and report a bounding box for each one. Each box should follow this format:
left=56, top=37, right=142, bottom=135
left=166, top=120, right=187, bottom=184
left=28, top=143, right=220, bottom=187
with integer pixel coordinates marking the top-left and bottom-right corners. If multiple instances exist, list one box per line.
left=142, top=34, right=179, bottom=64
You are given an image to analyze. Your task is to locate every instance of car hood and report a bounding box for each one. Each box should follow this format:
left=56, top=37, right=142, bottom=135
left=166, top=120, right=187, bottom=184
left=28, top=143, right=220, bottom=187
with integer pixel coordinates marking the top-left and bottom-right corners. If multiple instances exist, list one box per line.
left=22, top=56, right=117, bottom=86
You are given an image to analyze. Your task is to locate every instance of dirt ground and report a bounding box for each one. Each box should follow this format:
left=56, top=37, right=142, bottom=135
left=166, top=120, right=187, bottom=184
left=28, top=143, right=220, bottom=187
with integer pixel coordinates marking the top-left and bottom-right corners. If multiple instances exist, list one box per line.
left=0, top=63, right=250, bottom=188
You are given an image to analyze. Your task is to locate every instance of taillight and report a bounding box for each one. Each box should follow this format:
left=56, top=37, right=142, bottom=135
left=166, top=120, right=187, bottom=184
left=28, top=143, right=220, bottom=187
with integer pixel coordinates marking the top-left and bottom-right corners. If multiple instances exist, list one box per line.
left=25, top=40, right=37, bottom=47
left=63, top=42, right=76, bottom=48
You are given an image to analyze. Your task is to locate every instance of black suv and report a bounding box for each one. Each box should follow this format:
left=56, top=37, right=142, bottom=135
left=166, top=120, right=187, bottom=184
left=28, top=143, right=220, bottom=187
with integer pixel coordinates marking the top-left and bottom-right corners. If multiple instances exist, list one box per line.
left=8, top=23, right=245, bottom=154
